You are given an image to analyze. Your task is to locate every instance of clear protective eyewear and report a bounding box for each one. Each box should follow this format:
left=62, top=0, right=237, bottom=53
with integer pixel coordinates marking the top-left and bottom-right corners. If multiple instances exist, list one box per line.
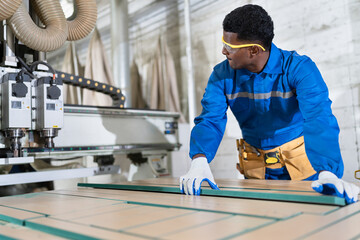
left=222, top=36, right=265, bottom=54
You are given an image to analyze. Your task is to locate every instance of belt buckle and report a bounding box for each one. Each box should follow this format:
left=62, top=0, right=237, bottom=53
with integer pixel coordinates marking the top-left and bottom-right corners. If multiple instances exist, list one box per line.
left=355, top=170, right=360, bottom=180
left=264, top=151, right=280, bottom=165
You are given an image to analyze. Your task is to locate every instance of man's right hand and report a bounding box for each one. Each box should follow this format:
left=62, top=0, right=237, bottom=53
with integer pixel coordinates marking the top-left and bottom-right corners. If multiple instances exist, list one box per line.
left=312, top=171, right=360, bottom=204
left=179, top=157, right=219, bottom=195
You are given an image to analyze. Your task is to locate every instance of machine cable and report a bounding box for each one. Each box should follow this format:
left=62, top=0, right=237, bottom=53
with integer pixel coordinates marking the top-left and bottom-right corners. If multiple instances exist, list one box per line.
left=15, top=56, right=125, bottom=108
left=56, top=70, right=126, bottom=108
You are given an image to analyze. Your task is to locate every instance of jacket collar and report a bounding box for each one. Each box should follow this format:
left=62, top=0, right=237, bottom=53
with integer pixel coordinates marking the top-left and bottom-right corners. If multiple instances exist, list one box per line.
left=261, top=43, right=283, bottom=74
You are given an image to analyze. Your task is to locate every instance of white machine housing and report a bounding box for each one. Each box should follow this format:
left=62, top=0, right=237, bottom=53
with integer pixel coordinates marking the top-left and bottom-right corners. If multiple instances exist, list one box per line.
left=0, top=72, right=31, bottom=129
left=34, top=78, right=64, bottom=130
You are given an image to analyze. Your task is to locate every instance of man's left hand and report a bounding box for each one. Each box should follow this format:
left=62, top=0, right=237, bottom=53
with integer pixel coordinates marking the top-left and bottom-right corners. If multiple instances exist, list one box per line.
left=312, top=171, right=360, bottom=204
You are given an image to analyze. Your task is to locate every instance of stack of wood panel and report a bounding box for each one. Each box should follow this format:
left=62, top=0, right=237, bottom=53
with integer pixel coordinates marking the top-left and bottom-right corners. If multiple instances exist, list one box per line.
left=0, top=178, right=359, bottom=239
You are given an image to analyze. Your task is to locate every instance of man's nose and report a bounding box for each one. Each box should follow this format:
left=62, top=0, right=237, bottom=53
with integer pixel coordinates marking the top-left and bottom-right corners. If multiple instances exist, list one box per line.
left=222, top=46, right=229, bottom=55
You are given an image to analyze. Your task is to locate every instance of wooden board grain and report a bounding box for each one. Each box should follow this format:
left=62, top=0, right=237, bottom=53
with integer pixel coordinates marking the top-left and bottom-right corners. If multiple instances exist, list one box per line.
left=126, top=211, right=231, bottom=237
left=129, top=213, right=273, bottom=239
left=0, top=206, right=45, bottom=225
left=301, top=209, right=360, bottom=239
left=163, top=215, right=272, bottom=240
left=49, top=188, right=338, bottom=219
left=0, top=178, right=358, bottom=240
left=50, top=202, right=273, bottom=238
left=0, top=192, right=122, bottom=216
left=231, top=201, right=360, bottom=239
left=52, top=203, right=137, bottom=221
left=0, top=223, right=66, bottom=240
left=26, top=217, right=147, bottom=240
left=69, top=205, right=192, bottom=230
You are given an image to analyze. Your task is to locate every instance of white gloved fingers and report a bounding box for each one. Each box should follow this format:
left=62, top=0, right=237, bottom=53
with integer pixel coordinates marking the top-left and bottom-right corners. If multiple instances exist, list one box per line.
left=344, top=182, right=360, bottom=203
left=319, top=178, right=344, bottom=195
left=190, top=177, right=196, bottom=195
left=312, top=178, right=344, bottom=198
left=343, top=181, right=355, bottom=203
left=186, top=177, right=195, bottom=195
left=179, top=157, right=216, bottom=195
left=179, top=176, right=185, bottom=193
left=314, top=171, right=360, bottom=204
left=353, top=185, right=360, bottom=202
left=332, top=179, right=344, bottom=195
left=194, top=177, right=203, bottom=195
left=184, top=178, right=189, bottom=195
left=316, top=171, right=343, bottom=195
left=318, top=171, right=338, bottom=180
left=311, top=180, right=322, bottom=191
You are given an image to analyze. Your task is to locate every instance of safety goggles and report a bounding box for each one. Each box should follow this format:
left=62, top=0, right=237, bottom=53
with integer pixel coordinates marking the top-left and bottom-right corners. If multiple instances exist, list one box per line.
left=222, top=36, right=265, bottom=54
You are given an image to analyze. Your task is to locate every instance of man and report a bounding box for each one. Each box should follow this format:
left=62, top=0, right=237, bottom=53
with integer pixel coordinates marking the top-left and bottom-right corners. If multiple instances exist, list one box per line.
left=180, top=4, right=360, bottom=203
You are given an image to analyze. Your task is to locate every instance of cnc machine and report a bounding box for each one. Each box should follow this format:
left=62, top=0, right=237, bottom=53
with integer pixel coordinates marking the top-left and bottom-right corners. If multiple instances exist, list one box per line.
left=0, top=0, right=180, bottom=187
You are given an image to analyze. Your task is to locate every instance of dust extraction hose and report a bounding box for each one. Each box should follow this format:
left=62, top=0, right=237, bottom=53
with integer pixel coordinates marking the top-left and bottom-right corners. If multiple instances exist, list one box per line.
left=0, top=0, right=22, bottom=21
left=3, top=0, right=97, bottom=52
left=67, top=0, right=97, bottom=41
left=9, top=2, right=68, bottom=52
left=33, top=0, right=98, bottom=41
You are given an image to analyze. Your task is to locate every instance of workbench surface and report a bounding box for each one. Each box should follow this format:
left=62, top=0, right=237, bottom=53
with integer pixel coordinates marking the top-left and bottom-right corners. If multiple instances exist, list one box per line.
left=0, top=178, right=359, bottom=239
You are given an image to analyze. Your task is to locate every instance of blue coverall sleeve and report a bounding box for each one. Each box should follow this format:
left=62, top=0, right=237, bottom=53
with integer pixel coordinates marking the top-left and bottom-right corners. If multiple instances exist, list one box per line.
left=292, top=58, right=344, bottom=178
left=189, top=71, right=228, bottom=162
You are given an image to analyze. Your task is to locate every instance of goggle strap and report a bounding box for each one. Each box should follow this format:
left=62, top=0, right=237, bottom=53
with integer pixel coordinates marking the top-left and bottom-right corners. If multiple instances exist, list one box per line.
left=222, top=36, right=266, bottom=51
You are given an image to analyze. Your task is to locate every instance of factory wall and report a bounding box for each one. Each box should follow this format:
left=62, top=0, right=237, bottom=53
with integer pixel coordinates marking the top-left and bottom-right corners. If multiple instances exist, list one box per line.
left=49, top=0, right=360, bottom=182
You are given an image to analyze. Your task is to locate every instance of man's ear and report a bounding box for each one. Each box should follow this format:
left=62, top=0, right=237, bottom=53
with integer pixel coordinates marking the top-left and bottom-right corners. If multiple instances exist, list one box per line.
left=249, top=46, right=260, bottom=56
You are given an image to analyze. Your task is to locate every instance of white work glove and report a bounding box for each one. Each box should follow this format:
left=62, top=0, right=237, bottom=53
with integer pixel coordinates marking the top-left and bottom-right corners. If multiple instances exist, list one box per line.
left=312, top=171, right=360, bottom=204
left=179, top=157, right=220, bottom=195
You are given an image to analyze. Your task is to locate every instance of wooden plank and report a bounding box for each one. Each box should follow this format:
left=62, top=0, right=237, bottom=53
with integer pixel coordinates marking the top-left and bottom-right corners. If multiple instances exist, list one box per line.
left=69, top=205, right=194, bottom=230
left=77, top=182, right=345, bottom=206
left=131, top=178, right=317, bottom=191
left=0, top=206, right=45, bottom=225
left=127, top=211, right=273, bottom=238
left=34, top=195, right=272, bottom=239
left=131, top=178, right=178, bottom=186
left=303, top=212, right=360, bottom=239
left=111, top=179, right=316, bottom=194
left=0, top=178, right=356, bottom=239
left=26, top=217, right=148, bottom=240
left=126, top=211, right=230, bottom=237
left=216, top=179, right=315, bottom=192
left=43, top=194, right=275, bottom=238
left=163, top=215, right=272, bottom=240
left=132, top=178, right=360, bottom=191
left=0, top=223, right=66, bottom=240
left=230, top=201, right=360, bottom=239
left=52, top=203, right=138, bottom=221
left=300, top=205, right=360, bottom=239
left=48, top=188, right=338, bottom=219
left=0, top=192, right=122, bottom=216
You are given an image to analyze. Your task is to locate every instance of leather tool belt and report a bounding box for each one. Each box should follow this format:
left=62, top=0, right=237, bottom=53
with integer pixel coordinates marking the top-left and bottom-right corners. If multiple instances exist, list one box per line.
left=236, top=136, right=316, bottom=180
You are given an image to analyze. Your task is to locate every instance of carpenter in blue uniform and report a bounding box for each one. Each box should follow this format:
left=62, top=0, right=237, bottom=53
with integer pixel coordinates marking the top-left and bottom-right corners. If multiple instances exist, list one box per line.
left=180, top=4, right=359, bottom=204
left=190, top=42, right=343, bottom=180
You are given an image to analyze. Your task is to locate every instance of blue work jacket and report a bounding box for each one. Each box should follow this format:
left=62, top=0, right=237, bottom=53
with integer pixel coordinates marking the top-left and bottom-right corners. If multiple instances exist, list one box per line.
left=190, top=43, right=344, bottom=178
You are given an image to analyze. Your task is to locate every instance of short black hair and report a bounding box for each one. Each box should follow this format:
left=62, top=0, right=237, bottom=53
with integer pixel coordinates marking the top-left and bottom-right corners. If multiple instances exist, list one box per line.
left=223, top=4, right=274, bottom=50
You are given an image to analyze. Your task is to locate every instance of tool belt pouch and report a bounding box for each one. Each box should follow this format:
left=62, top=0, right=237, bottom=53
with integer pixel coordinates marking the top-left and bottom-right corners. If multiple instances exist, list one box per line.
left=236, top=136, right=316, bottom=180
left=280, top=136, right=316, bottom=180
left=236, top=139, right=266, bottom=179
left=236, top=139, right=243, bottom=174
